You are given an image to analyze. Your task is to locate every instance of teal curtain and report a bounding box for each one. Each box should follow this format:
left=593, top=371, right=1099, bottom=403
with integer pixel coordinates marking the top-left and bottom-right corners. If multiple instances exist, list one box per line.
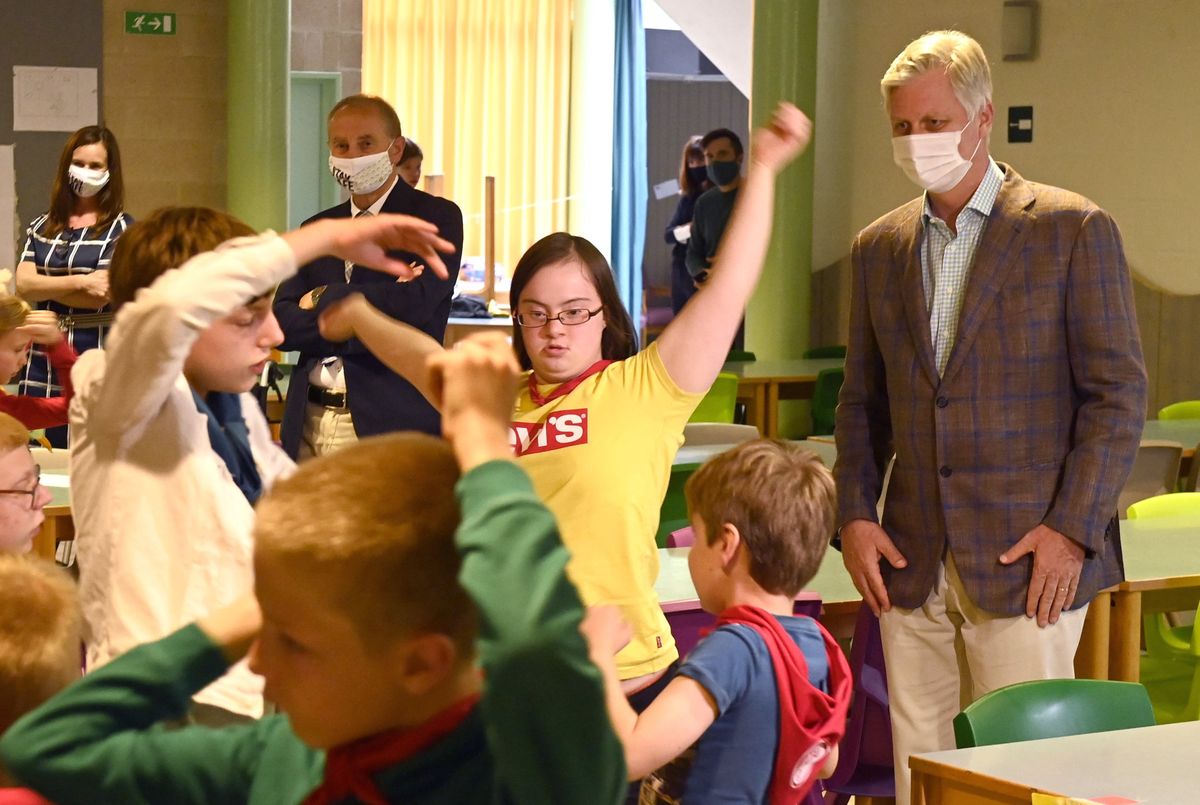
left=611, top=0, right=647, bottom=327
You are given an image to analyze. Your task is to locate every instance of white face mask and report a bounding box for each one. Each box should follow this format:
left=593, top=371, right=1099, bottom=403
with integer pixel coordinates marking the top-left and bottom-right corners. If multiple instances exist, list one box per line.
left=68, top=165, right=110, bottom=198
left=328, top=141, right=396, bottom=196
left=891, top=113, right=983, bottom=194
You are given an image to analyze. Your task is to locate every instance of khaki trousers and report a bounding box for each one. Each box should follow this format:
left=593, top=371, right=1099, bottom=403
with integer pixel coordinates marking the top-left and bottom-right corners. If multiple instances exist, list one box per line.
left=298, top=401, right=358, bottom=461
left=879, top=550, right=1088, bottom=805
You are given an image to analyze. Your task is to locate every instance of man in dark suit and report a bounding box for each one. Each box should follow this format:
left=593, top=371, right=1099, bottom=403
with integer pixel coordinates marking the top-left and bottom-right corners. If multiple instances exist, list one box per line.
left=274, top=95, right=463, bottom=460
left=833, top=31, right=1146, bottom=803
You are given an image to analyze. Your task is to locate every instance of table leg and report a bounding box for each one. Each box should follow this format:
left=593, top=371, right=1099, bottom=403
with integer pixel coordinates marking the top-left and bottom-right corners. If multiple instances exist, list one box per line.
left=1109, top=590, right=1142, bottom=682
left=1074, top=591, right=1110, bottom=680
left=766, top=383, right=781, bottom=439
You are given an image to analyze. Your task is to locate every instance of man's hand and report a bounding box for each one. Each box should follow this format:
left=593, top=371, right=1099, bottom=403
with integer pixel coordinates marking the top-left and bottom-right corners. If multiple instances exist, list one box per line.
left=749, top=102, right=812, bottom=174
left=840, top=519, right=907, bottom=615
left=15, top=311, right=63, bottom=345
left=317, top=293, right=368, bottom=342
left=426, top=333, right=519, bottom=470
left=999, top=523, right=1085, bottom=627
left=327, top=214, right=455, bottom=280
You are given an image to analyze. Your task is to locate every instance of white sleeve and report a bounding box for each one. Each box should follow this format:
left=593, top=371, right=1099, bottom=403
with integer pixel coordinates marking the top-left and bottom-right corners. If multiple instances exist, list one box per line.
left=87, top=234, right=296, bottom=444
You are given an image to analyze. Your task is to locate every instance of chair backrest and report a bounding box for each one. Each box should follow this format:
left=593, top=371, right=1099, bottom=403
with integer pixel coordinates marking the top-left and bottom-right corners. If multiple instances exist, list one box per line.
left=810, top=367, right=844, bottom=436
left=953, top=679, right=1155, bottom=748
left=1190, top=442, right=1200, bottom=492
left=802, top=345, right=847, bottom=360
left=725, top=349, right=756, bottom=363
left=1126, top=492, right=1200, bottom=520
left=681, top=422, right=759, bottom=446
left=1118, top=440, right=1184, bottom=518
left=688, top=373, right=739, bottom=424
left=1158, top=400, right=1200, bottom=420
left=29, top=446, right=70, bottom=472
left=656, top=462, right=700, bottom=547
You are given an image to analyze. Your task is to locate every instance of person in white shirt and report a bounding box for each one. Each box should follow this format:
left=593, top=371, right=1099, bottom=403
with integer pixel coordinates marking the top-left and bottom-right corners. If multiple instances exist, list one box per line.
left=68, top=207, right=453, bottom=723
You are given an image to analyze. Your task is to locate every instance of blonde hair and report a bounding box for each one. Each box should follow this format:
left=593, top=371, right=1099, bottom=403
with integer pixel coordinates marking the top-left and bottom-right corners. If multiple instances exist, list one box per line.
left=0, top=296, right=30, bottom=333
left=0, top=555, right=81, bottom=734
left=254, top=433, right=476, bottom=658
left=0, top=413, right=30, bottom=454
left=881, top=30, right=992, bottom=117
left=685, top=439, right=836, bottom=597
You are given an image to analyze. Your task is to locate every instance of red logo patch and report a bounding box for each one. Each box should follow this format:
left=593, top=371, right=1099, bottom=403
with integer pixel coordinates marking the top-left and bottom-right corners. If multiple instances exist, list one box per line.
left=509, top=409, right=589, bottom=456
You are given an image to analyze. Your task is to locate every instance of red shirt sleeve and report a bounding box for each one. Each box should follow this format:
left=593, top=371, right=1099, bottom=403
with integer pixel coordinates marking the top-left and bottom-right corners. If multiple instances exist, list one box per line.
left=0, top=340, right=79, bottom=430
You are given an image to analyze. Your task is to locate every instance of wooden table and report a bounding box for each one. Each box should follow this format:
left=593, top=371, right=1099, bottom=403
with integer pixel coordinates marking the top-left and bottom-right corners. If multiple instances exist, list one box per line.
left=1092, top=513, right=1200, bottom=682
left=32, top=474, right=71, bottom=562
left=720, top=358, right=843, bottom=438
left=911, top=720, right=1200, bottom=804
left=655, top=545, right=862, bottom=641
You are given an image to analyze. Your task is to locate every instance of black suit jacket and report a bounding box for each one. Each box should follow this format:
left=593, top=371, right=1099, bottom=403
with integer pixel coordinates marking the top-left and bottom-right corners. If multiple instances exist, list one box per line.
left=274, top=179, right=464, bottom=458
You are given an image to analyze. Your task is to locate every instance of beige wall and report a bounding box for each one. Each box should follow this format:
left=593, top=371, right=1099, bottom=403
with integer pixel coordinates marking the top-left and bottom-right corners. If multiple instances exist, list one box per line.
left=102, top=0, right=228, bottom=215
left=812, top=0, right=1200, bottom=414
left=292, top=0, right=362, bottom=95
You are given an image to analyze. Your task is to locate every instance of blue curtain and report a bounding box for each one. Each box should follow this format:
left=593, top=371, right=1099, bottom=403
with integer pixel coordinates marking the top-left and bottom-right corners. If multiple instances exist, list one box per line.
left=612, top=0, right=647, bottom=329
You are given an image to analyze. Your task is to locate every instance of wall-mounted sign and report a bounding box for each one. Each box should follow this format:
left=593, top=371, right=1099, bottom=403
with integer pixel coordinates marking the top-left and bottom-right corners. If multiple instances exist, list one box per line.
left=124, top=12, right=176, bottom=36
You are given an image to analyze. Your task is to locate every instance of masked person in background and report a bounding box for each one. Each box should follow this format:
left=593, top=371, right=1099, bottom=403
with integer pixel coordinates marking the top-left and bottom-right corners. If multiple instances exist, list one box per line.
left=15, top=126, right=132, bottom=447
left=273, top=94, right=464, bottom=460
left=833, top=30, right=1146, bottom=804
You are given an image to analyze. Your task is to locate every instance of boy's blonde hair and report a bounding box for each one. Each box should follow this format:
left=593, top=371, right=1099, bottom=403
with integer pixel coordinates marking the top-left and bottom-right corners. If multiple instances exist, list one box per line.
left=881, top=30, right=992, bottom=117
left=0, top=296, right=30, bottom=333
left=0, top=413, right=30, bottom=454
left=108, top=207, right=256, bottom=312
left=685, top=440, right=836, bottom=597
left=254, top=433, right=477, bottom=658
left=0, top=555, right=81, bottom=734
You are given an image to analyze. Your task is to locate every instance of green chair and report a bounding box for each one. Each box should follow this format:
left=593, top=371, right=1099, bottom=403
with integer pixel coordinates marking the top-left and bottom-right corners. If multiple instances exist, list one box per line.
left=953, top=679, right=1155, bottom=748
left=803, top=344, right=847, bottom=360
left=656, top=462, right=699, bottom=547
left=725, top=349, right=756, bottom=363
left=810, top=367, right=844, bottom=436
left=688, top=373, right=738, bottom=424
left=1127, top=492, right=1200, bottom=520
left=1158, top=400, right=1200, bottom=420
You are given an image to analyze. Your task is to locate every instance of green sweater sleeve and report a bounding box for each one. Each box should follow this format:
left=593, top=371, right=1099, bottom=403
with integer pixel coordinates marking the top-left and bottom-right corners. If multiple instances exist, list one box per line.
left=0, top=625, right=272, bottom=805
left=455, top=460, right=625, bottom=805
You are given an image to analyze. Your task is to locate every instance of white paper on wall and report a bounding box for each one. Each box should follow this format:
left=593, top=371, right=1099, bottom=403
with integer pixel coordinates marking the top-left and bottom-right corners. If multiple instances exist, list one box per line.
left=0, top=145, right=15, bottom=285
left=12, top=66, right=98, bottom=132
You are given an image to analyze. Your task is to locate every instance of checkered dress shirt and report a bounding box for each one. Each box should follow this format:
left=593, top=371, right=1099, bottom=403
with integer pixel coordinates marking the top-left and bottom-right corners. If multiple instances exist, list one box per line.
left=921, top=159, right=1004, bottom=374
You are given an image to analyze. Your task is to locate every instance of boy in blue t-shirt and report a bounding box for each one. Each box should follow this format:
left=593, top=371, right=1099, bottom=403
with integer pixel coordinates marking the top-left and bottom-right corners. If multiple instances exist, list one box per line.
left=584, top=439, right=852, bottom=804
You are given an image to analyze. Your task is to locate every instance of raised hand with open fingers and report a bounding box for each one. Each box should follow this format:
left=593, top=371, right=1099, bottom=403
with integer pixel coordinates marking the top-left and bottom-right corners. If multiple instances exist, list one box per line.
left=328, top=213, right=456, bottom=280
left=750, top=102, right=813, bottom=174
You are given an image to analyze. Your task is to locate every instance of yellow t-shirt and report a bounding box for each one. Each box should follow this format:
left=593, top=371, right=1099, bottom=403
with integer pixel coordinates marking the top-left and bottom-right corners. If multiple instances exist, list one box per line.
left=512, top=342, right=703, bottom=678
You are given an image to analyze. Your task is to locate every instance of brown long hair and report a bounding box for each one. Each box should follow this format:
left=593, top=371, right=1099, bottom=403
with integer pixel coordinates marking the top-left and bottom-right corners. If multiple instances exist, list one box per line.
left=43, top=126, right=125, bottom=237
left=678, top=135, right=705, bottom=195
left=508, top=233, right=638, bottom=371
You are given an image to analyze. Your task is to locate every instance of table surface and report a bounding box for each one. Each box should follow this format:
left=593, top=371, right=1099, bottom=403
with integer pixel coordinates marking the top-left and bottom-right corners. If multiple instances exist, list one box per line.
left=1141, top=419, right=1200, bottom=452
left=911, top=720, right=1200, bottom=802
left=719, top=357, right=843, bottom=381
left=655, top=546, right=859, bottom=611
left=1118, top=512, right=1200, bottom=590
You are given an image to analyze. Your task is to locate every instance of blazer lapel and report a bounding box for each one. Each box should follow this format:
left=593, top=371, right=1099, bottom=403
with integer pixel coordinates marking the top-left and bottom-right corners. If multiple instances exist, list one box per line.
left=897, top=204, right=940, bottom=386
left=941, top=166, right=1036, bottom=385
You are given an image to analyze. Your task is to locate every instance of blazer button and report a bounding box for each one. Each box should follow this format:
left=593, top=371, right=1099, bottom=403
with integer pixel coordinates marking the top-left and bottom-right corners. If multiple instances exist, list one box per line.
left=939, top=465, right=952, bottom=478
left=936, top=396, right=949, bottom=408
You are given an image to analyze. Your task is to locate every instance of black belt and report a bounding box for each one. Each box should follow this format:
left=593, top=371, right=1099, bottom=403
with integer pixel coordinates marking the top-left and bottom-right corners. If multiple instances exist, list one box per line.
left=308, top=386, right=348, bottom=409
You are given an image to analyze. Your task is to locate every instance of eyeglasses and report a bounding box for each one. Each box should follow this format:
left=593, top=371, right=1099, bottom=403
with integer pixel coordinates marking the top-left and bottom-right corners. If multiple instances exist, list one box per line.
left=0, top=466, right=41, bottom=510
left=513, top=307, right=603, bottom=328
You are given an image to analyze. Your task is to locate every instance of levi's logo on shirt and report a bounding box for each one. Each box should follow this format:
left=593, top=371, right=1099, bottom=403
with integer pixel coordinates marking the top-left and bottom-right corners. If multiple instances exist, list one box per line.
left=510, top=409, right=588, bottom=456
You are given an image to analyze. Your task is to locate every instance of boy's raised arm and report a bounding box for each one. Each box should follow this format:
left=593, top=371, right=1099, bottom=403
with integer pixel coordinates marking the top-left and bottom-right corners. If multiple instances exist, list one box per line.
left=436, top=333, right=626, bottom=804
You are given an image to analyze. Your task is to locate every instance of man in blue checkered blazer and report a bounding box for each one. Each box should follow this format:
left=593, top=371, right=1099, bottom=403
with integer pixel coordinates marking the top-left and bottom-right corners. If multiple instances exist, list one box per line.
left=832, top=31, right=1146, bottom=804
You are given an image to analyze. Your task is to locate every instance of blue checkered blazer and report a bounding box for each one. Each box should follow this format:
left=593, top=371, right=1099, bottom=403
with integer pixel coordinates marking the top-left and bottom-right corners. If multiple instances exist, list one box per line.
left=834, top=165, right=1147, bottom=615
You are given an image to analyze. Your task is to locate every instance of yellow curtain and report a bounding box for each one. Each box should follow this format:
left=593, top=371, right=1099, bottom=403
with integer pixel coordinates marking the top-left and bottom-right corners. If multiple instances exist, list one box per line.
left=363, top=0, right=573, bottom=281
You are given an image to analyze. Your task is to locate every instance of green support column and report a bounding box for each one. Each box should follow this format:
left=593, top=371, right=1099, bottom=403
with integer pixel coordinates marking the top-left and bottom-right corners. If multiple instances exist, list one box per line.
left=747, top=0, right=818, bottom=360
left=228, top=0, right=289, bottom=232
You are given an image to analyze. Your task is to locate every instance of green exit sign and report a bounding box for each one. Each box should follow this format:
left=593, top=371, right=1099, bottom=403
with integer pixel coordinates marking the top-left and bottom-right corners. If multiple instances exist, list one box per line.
left=124, top=12, right=176, bottom=35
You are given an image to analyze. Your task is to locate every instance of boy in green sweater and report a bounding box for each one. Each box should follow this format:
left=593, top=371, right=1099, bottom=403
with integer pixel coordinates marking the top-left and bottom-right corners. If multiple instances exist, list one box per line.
left=0, top=333, right=625, bottom=804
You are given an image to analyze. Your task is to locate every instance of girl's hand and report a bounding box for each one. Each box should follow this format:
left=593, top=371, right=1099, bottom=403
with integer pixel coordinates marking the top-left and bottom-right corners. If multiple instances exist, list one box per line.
left=15, top=311, right=64, bottom=345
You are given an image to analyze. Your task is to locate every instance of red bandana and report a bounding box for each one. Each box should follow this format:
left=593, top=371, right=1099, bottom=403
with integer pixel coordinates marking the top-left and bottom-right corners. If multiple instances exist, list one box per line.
left=711, top=605, right=852, bottom=804
left=527, top=360, right=613, bottom=406
left=302, top=693, right=482, bottom=805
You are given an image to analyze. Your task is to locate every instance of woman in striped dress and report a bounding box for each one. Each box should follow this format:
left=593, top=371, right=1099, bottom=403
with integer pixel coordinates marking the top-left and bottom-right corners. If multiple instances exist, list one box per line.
left=16, top=126, right=132, bottom=446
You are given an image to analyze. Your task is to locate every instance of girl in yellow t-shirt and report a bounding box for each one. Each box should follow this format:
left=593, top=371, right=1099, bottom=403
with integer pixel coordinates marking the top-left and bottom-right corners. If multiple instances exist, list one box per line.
left=317, top=102, right=812, bottom=695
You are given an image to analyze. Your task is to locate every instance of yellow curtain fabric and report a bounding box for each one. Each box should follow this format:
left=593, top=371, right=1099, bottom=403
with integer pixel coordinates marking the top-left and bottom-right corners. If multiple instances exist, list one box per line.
left=363, top=0, right=573, bottom=279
